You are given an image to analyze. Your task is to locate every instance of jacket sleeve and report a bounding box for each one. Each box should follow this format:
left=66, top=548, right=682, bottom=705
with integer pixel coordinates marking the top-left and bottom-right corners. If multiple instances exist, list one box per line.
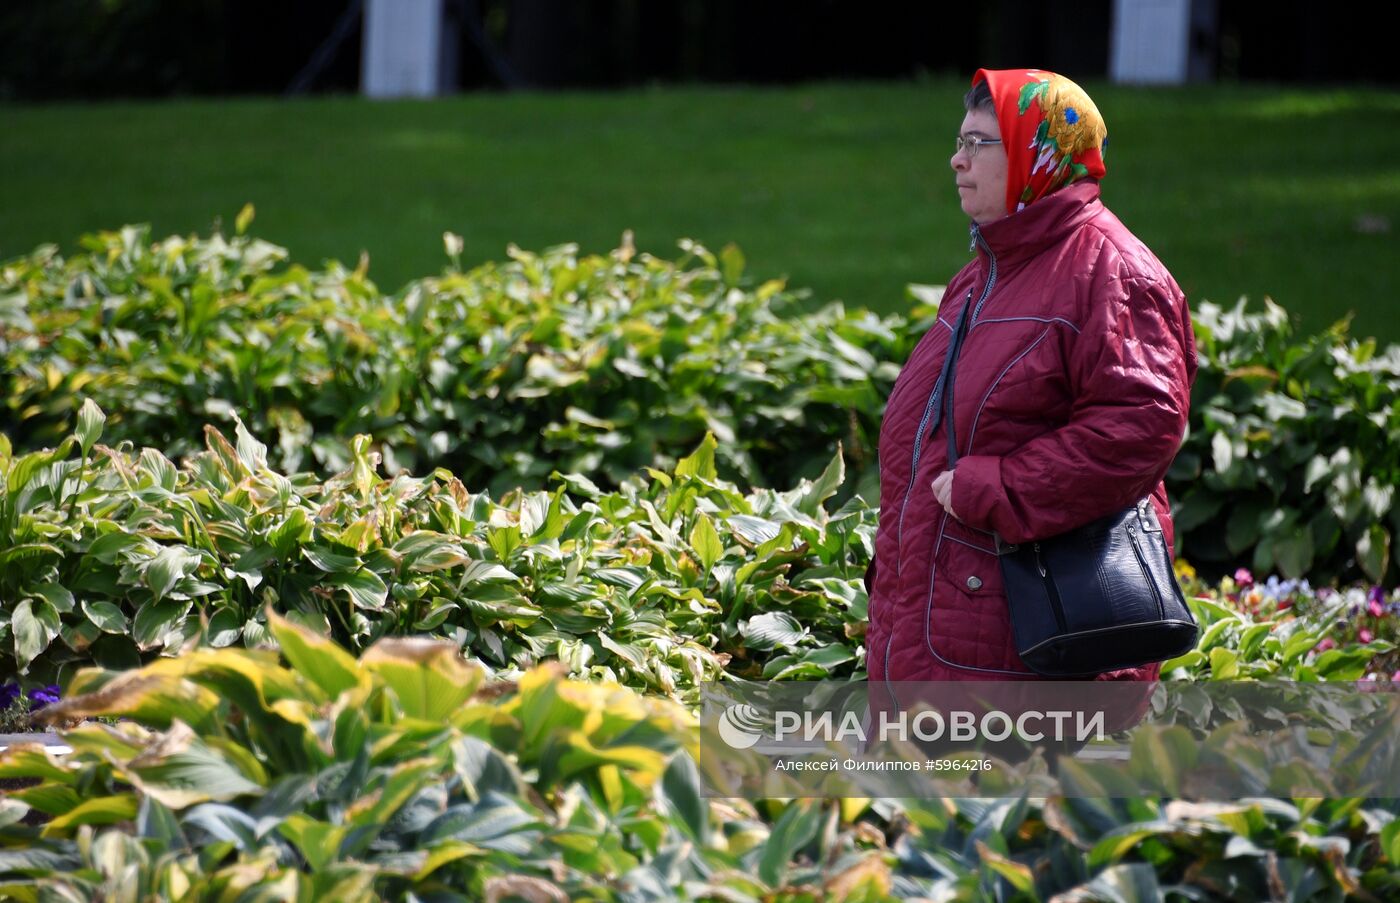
left=950, top=262, right=1197, bottom=544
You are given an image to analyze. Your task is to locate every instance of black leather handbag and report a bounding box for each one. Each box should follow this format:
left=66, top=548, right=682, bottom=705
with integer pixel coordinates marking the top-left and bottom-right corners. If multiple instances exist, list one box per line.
left=930, top=295, right=1198, bottom=678
left=992, top=501, right=1199, bottom=676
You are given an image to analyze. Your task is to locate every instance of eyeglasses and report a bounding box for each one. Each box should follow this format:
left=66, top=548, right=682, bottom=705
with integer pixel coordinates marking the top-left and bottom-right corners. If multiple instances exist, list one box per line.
left=954, top=135, right=1002, bottom=158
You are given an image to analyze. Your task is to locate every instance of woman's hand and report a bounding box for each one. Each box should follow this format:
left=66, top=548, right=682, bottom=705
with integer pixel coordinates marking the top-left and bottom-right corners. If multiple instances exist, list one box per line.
left=931, top=470, right=961, bottom=521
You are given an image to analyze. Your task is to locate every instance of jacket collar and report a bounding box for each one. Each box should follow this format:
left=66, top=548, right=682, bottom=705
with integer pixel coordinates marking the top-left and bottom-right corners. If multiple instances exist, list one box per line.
left=969, top=179, right=1102, bottom=268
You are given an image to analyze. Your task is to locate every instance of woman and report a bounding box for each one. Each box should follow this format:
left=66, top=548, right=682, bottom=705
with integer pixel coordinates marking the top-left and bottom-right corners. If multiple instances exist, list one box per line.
left=865, top=69, right=1197, bottom=688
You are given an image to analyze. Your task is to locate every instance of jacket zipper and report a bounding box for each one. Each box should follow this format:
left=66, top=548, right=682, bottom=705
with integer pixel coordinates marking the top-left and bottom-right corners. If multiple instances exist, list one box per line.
left=893, top=224, right=999, bottom=578
left=1127, top=524, right=1167, bottom=619
left=1035, top=542, right=1069, bottom=633
left=885, top=224, right=997, bottom=676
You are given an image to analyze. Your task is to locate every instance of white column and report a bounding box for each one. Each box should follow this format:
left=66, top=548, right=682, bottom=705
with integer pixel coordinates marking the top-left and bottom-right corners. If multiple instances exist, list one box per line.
left=1110, top=0, right=1192, bottom=85
left=362, top=0, right=446, bottom=99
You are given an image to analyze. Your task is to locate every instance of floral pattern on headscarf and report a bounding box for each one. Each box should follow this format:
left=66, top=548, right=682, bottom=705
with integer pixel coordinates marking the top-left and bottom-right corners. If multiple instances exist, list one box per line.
left=973, top=68, right=1107, bottom=216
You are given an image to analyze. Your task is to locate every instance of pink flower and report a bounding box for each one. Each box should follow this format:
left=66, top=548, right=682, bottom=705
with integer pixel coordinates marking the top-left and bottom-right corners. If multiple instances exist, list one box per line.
left=1391, top=670, right=1400, bottom=683
left=1369, top=597, right=1386, bottom=618
left=1234, top=568, right=1254, bottom=587
left=1314, top=638, right=1336, bottom=654
left=1359, top=628, right=1374, bottom=644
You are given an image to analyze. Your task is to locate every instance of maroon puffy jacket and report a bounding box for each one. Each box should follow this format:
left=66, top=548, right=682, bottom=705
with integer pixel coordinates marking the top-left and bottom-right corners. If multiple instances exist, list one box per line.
left=867, top=179, right=1198, bottom=683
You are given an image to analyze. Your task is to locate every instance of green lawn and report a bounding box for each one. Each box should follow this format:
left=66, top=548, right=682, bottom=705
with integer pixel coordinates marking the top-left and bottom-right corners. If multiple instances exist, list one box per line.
left=3, top=79, right=1399, bottom=343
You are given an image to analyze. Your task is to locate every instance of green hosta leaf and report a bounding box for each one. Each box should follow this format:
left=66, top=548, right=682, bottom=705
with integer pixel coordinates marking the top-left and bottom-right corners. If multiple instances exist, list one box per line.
left=458, top=559, right=520, bottom=586
left=139, top=448, right=178, bottom=492
left=0, top=799, right=28, bottom=829
left=32, top=583, right=75, bottom=615
left=233, top=416, right=269, bottom=472
left=401, top=537, right=471, bottom=573
left=762, top=642, right=856, bottom=680
left=146, top=546, right=203, bottom=602
left=0, top=847, right=83, bottom=876
left=0, top=542, right=62, bottom=573
left=1064, top=862, right=1163, bottom=902
left=181, top=802, right=261, bottom=851
left=688, top=512, right=724, bottom=571
left=206, top=608, right=243, bottom=647
left=12, top=598, right=60, bottom=671
left=552, top=471, right=602, bottom=499
left=1270, top=529, right=1315, bottom=578
left=230, top=544, right=275, bottom=591
left=795, top=446, right=845, bottom=517
left=332, top=569, right=389, bottom=611
left=1381, top=818, right=1400, bottom=865
left=130, top=739, right=267, bottom=808
left=1313, top=648, right=1372, bottom=681
left=420, top=794, right=543, bottom=854
left=82, top=598, right=130, bottom=635
left=1211, top=431, right=1234, bottom=473
left=304, top=546, right=359, bottom=574
left=727, top=514, right=782, bottom=545
left=75, top=398, right=106, bottom=457
left=1209, top=647, right=1239, bottom=680
left=742, top=611, right=808, bottom=652
left=758, top=800, right=822, bottom=887
left=278, top=814, right=349, bottom=873
left=659, top=751, right=707, bottom=844
left=85, top=531, right=148, bottom=564
left=132, top=599, right=188, bottom=650
left=270, top=509, right=312, bottom=557
left=1357, top=524, right=1391, bottom=584
left=452, top=736, right=527, bottom=801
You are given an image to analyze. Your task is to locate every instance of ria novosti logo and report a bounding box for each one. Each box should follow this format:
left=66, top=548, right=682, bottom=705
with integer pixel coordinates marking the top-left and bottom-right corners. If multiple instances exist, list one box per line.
left=717, top=703, right=769, bottom=749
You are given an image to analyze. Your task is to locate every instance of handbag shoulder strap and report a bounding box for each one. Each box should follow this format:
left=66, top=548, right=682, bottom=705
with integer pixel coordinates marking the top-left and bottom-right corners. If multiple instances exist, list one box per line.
left=927, top=292, right=974, bottom=467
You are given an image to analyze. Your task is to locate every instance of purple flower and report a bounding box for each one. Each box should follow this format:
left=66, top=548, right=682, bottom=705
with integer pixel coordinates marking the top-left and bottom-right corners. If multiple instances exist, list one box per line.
left=1370, top=586, right=1386, bottom=606
left=1234, top=568, right=1254, bottom=587
left=0, top=682, right=19, bottom=710
left=28, top=685, right=60, bottom=711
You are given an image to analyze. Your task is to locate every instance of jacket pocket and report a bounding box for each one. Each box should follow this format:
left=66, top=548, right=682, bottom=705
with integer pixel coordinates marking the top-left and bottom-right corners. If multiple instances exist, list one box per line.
left=932, top=517, right=1004, bottom=599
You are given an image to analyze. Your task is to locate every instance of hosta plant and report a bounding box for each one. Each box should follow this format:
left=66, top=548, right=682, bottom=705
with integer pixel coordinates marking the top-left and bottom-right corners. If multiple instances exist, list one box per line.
left=1171, top=298, right=1400, bottom=586
left=1164, top=562, right=1396, bottom=682
left=0, top=405, right=873, bottom=700
left=0, top=215, right=904, bottom=499
left=0, top=614, right=895, bottom=902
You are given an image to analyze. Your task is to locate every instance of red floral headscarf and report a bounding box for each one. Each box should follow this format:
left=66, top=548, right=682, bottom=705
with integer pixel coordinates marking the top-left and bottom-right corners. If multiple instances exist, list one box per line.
left=972, top=68, right=1108, bottom=216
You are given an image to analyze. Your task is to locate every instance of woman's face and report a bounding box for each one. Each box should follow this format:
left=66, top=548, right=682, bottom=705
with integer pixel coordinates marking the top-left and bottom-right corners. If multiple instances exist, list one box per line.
left=950, top=108, right=1009, bottom=225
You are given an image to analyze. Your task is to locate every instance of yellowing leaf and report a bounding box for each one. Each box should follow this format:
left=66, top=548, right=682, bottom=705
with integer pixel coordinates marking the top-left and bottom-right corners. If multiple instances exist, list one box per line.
left=361, top=637, right=484, bottom=722
left=266, top=610, right=365, bottom=699
left=40, top=794, right=139, bottom=838
left=235, top=202, right=255, bottom=235
left=674, top=432, right=718, bottom=482
left=688, top=512, right=723, bottom=571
